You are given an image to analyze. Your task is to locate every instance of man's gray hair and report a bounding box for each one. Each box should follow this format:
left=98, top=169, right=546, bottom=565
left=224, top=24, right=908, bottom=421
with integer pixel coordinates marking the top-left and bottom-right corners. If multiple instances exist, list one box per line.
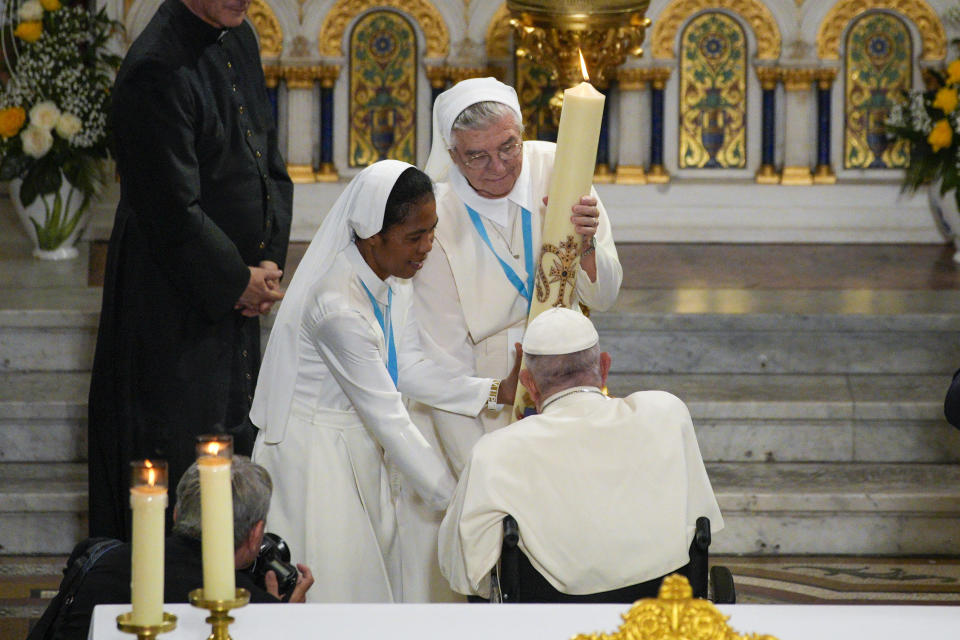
left=450, top=101, right=524, bottom=146
left=525, top=345, right=602, bottom=398
left=172, top=455, right=273, bottom=548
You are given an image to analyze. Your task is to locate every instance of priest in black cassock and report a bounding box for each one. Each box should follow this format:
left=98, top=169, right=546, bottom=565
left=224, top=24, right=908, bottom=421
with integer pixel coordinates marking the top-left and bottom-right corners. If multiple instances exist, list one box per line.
left=87, top=0, right=293, bottom=539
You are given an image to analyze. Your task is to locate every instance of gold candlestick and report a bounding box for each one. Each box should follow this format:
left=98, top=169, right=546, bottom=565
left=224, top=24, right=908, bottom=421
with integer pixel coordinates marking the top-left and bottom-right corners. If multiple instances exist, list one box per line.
left=189, top=588, right=250, bottom=640
left=116, top=611, right=177, bottom=640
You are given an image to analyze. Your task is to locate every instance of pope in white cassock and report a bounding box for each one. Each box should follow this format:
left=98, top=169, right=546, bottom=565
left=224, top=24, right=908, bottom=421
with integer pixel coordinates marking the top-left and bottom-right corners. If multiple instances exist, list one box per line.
left=249, top=161, right=518, bottom=603
left=439, top=308, right=724, bottom=598
left=399, top=78, right=624, bottom=602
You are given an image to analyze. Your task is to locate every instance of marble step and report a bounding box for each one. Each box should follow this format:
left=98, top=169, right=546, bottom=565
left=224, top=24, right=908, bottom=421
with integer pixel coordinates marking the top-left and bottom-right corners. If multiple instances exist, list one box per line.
left=0, top=461, right=957, bottom=555
left=5, top=287, right=960, bottom=374
left=4, top=371, right=959, bottom=464
left=0, top=463, right=86, bottom=555
left=709, top=462, right=960, bottom=555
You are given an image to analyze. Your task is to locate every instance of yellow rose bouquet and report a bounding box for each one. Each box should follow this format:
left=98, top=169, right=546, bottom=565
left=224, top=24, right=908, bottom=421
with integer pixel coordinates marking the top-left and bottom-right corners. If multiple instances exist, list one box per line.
left=885, top=60, right=960, bottom=203
left=0, top=0, right=121, bottom=251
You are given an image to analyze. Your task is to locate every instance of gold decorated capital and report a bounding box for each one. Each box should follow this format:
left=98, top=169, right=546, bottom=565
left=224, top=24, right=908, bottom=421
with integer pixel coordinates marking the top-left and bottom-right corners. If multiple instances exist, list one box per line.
left=448, top=66, right=504, bottom=84
left=262, top=64, right=283, bottom=89
left=617, top=68, right=647, bottom=91
left=507, top=0, right=651, bottom=89
left=814, top=68, right=837, bottom=90
left=425, top=65, right=448, bottom=89
left=779, top=67, right=817, bottom=92
left=572, top=575, right=778, bottom=640
left=282, top=65, right=322, bottom=90
left=816, top=0, right=945, bottom=61
left=755, top=66, right=779, bottom=90
left=647, top=67, right=672, bottom=91
left=248, top=0, right=283, bottom=57
left=317, top=65, right=340, bottom=89
left=318, top=0, right=449, bottom=58
left=652, top=0, right=780, bottom=60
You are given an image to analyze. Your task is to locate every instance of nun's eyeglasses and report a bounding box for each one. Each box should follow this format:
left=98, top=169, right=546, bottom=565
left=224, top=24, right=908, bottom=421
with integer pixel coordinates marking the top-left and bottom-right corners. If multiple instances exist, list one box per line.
left=458, top=140, right=523, bottom=169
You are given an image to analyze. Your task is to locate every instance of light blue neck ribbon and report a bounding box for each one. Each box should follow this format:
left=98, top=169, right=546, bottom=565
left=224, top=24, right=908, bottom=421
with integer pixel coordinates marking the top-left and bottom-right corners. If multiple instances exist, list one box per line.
left=360, top=278, right=398, bottom=387
left=465, top=204, right=534, bottom=310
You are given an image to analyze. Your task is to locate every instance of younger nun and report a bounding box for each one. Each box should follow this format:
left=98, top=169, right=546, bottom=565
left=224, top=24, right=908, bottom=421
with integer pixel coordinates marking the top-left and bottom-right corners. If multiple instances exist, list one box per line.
left=250, top=160, right=517, bottom=602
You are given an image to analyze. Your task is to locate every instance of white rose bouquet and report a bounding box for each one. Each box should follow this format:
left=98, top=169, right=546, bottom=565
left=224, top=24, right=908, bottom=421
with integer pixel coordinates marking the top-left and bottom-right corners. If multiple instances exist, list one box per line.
left=0, top=0, right=121, bottom=250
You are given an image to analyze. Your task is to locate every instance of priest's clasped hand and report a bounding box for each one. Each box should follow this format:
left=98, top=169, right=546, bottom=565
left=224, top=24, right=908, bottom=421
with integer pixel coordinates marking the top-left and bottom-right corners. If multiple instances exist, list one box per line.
left=236, top=261, right=285, bottom=317
left=496, top=343, right=524, bottom=406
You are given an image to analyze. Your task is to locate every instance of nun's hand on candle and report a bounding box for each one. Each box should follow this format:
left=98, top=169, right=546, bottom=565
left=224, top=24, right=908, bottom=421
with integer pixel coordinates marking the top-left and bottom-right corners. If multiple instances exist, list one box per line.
left=570, top=195, right=600, bottom=239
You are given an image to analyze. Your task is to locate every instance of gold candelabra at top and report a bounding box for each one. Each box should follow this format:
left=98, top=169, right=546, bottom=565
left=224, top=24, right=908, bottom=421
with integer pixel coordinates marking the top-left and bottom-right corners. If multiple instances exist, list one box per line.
left=506, top=0, right=652, bottom=89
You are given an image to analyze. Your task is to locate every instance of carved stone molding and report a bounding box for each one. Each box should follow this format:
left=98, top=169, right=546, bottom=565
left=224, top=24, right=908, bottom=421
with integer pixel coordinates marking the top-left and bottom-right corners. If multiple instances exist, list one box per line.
left=779, top=67, right=817, bottom=91
left=318, top=0, right=449, bottom=58
left=317, top=65, right=340, bottom=89
left=816, top=0, right=945, bottom=61
left=248, top=0, right=283, bottom=57
left=651, top=0, right=781, bottom=60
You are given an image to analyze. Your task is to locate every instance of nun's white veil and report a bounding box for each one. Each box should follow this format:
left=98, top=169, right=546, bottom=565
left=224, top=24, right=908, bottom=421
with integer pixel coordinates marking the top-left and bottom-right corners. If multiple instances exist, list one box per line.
left=250, top=159, right=414, bottom=442
left=423, top=77, right=522, bottom=182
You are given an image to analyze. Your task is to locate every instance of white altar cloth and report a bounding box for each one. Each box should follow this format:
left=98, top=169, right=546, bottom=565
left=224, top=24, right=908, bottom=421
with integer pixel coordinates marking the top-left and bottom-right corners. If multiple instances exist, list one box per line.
left=89, top=602, right=960, bottom=640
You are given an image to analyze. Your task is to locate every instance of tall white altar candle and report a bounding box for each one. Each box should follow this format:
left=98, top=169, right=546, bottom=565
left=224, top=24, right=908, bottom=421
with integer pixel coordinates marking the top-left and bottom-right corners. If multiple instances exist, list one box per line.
left=196, top=435, right=235, bottom=601
left=512, top=52, right=606, bottom=421
left=130, top=460, right=167, bottom=625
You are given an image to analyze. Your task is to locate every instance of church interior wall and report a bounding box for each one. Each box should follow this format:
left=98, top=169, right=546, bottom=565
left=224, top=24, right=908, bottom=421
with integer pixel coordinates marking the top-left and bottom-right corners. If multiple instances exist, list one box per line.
left=86, top=0, right=960, bottom=244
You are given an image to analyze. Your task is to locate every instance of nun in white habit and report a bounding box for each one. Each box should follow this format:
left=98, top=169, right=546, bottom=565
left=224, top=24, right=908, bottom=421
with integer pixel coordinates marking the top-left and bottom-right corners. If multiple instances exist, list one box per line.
left=250, top=160, right=515, bottom=603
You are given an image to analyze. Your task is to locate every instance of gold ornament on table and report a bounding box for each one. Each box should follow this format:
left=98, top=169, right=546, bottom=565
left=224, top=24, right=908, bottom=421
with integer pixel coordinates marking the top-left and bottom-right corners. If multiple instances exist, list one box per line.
left=572, top=574, right=778, bottom=640
left=507, top=0, right=651, bottom=90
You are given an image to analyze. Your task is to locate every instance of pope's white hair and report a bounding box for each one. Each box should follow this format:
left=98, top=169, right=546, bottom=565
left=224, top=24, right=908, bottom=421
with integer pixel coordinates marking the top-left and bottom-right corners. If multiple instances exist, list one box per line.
left=525, top=345, right=602, bottom=398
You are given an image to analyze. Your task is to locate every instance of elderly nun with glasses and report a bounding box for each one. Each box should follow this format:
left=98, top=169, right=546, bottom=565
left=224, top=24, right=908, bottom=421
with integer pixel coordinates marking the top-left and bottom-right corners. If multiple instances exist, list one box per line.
left=397, top=78, right=623, bottom=602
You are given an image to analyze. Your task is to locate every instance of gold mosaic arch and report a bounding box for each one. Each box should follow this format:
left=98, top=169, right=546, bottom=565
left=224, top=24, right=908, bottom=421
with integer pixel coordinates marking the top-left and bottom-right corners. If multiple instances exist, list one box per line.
left=816, top=0, right=945, bottom=61
left=651, top=0, right=781, bottom=60
left=318, top=0, right=449, bottom=58
left=248, top=0, right=283, bottom=58
left=486, top=3, right=512, bottom=60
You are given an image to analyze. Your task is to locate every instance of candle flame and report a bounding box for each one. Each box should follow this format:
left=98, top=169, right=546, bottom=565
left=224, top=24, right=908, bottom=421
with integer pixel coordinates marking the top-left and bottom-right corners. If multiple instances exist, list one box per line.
left=578, top=49, right=589, bottom=82
left=206, top=442, right=221, bottom=455
left=147, top=467, right=156, bottom=486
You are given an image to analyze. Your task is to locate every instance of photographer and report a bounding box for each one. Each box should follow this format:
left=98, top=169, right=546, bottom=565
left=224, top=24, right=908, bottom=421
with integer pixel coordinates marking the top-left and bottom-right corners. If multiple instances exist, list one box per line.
left=36, top=457, right=313, bottom=640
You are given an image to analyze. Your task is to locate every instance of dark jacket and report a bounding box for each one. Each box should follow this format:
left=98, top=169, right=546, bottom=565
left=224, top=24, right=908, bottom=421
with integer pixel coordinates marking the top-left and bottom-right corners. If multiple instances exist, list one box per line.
left=52, top=534, right=278, bottom=640
left=88, top=0, right=292, bottom=539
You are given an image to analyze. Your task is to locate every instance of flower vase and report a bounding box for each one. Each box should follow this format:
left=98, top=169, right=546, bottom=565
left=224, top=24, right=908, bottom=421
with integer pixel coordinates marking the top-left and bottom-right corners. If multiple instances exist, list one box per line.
left=9, top=174, right=92, bottom=261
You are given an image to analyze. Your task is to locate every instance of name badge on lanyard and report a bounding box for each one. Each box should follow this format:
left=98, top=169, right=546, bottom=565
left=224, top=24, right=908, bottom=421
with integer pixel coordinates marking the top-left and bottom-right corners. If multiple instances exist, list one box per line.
left=359, top=278, right=398, bottom=387
left=466, top=205, right=534, bottom=311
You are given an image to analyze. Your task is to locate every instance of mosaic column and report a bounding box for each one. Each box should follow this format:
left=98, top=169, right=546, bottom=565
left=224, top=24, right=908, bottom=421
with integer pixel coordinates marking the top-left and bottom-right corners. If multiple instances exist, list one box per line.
left=647, top=67, right=672, bottom=184
left=755, top=65, right=779, bottom=184
left=813, top=68, right=838, bottom=184
left=594, top=85, right=614, bottom=183
left=282, top=65, right=319, bottom=184
left=779, top=67, right=817, bottom=186
left=316, top=65, right=340, bottom=183
left=614, top=67, right=647, bottom=184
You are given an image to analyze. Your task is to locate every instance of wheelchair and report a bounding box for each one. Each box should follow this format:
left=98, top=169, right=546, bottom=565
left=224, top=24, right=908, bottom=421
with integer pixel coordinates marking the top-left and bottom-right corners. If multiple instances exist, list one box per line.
left=478, top=515, right=735, bottom=604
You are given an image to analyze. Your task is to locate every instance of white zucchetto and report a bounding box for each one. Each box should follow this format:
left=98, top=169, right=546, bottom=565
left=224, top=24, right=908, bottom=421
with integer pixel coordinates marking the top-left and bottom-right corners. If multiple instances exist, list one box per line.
left=522, top=307, right=599, bottom=356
